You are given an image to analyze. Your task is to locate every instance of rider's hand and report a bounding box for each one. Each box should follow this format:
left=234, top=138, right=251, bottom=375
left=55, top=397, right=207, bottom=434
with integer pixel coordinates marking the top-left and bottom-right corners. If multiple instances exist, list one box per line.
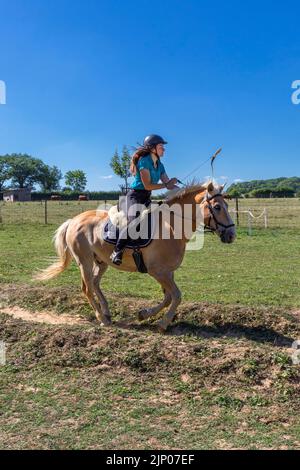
left=167, top=177, right=178, bottom=186
left=165, top=178, right=179, bottom=190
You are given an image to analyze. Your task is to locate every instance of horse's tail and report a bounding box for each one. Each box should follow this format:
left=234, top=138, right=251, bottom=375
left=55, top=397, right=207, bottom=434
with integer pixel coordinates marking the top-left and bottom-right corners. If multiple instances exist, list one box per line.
left=34, top=219, right=73, bottom=281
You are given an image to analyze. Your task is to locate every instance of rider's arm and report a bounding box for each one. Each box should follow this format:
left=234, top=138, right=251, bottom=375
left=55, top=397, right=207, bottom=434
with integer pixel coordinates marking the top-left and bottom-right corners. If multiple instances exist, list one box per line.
left=161, top=172, right=170, bottom=184
left=140, top=169, right=166, bottom=191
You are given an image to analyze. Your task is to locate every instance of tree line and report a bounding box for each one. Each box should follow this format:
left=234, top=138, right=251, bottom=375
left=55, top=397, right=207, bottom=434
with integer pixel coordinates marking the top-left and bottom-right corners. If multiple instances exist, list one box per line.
left=0, top=147, right=132, bottom=194
left=228, top=177, right=300, bottom=198
left=0, top=154, right=88, bottom=192
left=2, top=152, right=299, bottom=199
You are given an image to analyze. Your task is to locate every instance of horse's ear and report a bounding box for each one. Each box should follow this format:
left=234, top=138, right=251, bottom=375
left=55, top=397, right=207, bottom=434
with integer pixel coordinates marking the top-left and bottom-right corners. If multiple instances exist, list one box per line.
left=206, top=181, right=214, bottom=193
left=220, top=183, right=226, bottom=192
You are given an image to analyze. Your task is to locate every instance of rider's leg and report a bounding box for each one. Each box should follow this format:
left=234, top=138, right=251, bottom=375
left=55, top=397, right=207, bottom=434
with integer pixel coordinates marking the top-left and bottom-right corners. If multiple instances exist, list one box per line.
left=110, top=225, right=129, bottom=265
left=110, top=191, right=136, bottom=265
left=110, top=190, right=151, bottom=265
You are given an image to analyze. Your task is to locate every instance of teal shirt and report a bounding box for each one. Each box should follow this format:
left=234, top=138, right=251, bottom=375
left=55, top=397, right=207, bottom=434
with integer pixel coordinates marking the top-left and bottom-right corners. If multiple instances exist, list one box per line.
left=131, top=154, right=166, bottom=190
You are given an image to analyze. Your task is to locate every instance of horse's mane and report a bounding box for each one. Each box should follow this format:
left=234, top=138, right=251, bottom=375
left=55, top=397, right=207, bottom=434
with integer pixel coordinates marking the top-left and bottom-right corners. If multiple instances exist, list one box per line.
left=164, top=179, right=220, bottom=204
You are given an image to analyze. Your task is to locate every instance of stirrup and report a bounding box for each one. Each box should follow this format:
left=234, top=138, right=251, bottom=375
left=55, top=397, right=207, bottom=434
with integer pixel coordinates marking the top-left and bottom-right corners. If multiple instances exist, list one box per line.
left=110, top=249, right=124, bottom=265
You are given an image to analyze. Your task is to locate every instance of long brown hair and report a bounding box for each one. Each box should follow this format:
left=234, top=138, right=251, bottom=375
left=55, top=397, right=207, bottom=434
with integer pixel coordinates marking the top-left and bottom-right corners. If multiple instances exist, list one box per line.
left=130, top=146, right=151, bottom=175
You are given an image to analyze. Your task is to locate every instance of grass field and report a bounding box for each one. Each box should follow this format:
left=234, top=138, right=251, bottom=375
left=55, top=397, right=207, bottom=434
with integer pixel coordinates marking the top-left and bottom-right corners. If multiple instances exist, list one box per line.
left=0, top=200, right=299, bottom=449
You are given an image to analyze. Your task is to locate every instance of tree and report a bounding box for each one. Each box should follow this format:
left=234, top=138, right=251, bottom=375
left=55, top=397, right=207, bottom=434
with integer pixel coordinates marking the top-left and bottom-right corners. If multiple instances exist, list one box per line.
left=38, top=165, right=62, bottom=191
left=65, top=170, right=87, bottom=192
left=227, top=188, right=242, bottom=198
left=249, top=187, right=273, bottom=198
left=110, top=146, right=131, bottom=193
left=0, top=156, right=11, bottom=191
left=7, top=154, right=44, bottom=188
left=273, top=186, right=295, bottom=198
left=249, top=186, right=295, bottom=198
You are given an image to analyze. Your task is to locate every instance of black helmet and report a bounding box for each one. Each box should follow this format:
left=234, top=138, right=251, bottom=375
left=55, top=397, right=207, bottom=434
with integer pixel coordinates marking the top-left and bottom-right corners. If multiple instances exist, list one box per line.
left=143, top=134, right=168, bottom=148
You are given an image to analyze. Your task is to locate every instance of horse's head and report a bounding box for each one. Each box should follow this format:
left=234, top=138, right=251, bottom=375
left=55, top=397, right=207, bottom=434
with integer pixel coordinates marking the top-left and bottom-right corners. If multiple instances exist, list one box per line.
left=197, top=181, right=236, bottom=243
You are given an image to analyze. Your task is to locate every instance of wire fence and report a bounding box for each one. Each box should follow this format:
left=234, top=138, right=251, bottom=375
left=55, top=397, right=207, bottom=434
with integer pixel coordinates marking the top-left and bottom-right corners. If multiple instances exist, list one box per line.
left=228, top=198, right=300, bottom=230
left=0, top=198, right=299, bottom=229
left=0, top=200, right=116, bottom=226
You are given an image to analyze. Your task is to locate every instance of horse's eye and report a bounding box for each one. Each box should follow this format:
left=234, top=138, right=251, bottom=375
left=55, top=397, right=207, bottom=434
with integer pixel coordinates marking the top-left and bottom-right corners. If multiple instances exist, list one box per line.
left=214, top=204, right=221, bottom=211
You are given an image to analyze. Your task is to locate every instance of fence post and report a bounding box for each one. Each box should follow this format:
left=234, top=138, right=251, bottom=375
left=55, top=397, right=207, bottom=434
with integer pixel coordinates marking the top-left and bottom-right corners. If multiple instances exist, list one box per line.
left=264, top=208, right=268, bottom=229
left=44, top=199, right=48, bottom=225
left=247, top=211, right=252, bottom=236
left=235, top=197, right=239, bottom=226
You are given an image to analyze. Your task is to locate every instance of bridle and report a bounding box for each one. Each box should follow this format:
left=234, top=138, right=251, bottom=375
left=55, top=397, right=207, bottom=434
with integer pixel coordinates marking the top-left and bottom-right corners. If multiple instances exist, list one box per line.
left=202, top=193, right=235, bottom=234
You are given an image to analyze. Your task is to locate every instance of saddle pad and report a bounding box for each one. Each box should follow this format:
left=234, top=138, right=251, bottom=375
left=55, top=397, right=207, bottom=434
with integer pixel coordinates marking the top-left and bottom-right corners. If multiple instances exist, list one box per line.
left=102, top=210, right=155, bottom=249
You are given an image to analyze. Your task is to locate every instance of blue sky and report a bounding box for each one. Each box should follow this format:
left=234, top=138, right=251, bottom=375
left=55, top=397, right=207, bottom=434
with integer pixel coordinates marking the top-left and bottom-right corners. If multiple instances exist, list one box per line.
left=0, top=0, right=299, bottom=190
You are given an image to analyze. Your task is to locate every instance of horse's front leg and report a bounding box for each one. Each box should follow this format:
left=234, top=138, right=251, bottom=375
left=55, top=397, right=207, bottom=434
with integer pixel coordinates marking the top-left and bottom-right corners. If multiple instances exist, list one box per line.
left=138, top=286, right=172, bottom=321
left=147, top=271, right=182, bottom=332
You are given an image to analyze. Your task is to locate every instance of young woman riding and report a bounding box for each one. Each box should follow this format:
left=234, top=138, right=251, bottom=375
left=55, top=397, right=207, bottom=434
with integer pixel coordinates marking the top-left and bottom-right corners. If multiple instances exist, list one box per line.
left=110, top=134, right=178, bottom=265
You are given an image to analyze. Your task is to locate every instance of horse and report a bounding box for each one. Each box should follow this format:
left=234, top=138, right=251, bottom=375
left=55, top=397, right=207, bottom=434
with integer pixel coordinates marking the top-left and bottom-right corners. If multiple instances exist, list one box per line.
left=35, top=181, right=236, bottom=332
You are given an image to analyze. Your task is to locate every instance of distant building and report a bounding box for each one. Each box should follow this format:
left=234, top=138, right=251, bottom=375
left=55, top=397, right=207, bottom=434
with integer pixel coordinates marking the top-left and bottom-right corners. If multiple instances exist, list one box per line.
left=2, top=188, right=32, bottom=202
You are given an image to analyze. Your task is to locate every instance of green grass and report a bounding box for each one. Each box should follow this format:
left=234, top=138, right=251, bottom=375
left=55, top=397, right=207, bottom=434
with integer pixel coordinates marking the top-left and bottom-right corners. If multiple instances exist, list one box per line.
left=0, top=223, right=300, bottom=307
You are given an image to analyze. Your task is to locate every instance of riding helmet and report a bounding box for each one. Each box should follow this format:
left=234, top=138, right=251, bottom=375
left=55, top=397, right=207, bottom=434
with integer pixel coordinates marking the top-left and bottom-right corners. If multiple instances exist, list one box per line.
left=143, top=134, right=168, bottom=148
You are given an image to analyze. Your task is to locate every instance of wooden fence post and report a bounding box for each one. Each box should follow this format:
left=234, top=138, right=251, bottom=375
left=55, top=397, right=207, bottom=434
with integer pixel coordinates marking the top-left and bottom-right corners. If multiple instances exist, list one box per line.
left=235, top=197, right=239, bottom=226
left=264, top=208, right=268, bottom=229
left=44, top=200, right=48, bottom=225
left=247, top=211, right=252, bottom=236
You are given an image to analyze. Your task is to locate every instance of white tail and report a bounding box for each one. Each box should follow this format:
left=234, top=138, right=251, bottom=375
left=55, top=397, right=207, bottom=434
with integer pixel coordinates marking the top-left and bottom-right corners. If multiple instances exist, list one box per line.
left=34, top=220, right=72, bottom=281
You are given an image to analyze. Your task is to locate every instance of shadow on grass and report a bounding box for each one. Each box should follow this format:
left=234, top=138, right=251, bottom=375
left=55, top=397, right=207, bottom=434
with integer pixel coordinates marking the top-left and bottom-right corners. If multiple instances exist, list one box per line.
left=172, top=321, right=295, bottom=346
left=116, top=319, right=295, bottom=347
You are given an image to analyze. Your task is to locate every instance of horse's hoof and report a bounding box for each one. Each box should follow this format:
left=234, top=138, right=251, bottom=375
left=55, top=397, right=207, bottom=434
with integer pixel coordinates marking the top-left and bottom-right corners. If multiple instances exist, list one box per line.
left=100, top=318, right=112, bottom=327
left=157, top=321, right=168, bottom=334
left=138, top=309, right=149, bottom=321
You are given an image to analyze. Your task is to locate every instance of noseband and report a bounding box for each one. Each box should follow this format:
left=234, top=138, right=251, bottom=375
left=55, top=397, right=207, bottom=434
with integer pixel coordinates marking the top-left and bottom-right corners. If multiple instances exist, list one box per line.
left=203, top=193, right=235, bottom=233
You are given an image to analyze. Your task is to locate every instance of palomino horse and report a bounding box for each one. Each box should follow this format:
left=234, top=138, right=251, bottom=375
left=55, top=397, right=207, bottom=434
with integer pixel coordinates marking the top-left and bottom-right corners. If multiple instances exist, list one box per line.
left=36, top=181, right=236, bottom=332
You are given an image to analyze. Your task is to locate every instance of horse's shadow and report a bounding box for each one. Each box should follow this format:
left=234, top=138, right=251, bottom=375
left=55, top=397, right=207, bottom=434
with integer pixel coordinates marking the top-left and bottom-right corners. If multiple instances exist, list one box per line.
left=116, top=318, right=295, bottom=347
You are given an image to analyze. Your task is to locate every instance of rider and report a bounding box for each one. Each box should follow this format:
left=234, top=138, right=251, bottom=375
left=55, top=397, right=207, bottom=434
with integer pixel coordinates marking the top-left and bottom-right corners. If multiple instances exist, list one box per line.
left=110, top=134, right=178, bottom=265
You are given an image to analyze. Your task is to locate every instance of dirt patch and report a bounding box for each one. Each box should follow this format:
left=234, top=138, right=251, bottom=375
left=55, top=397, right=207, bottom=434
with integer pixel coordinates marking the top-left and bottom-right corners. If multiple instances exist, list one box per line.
left=0, top=283, right=152, bottom=320
left=291, top=309, right=300, bottom=322
left=0, top=306, right=88, bottom=326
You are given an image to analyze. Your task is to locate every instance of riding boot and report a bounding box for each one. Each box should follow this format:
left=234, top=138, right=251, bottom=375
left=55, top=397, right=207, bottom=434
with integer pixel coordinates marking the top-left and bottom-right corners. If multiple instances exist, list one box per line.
left=110, top=248, right=125, bottom=265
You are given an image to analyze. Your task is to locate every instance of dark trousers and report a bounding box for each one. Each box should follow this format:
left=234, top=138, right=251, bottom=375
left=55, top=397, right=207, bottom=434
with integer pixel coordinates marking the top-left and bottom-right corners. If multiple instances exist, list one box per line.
left=115, top=189, right=151, bottom=251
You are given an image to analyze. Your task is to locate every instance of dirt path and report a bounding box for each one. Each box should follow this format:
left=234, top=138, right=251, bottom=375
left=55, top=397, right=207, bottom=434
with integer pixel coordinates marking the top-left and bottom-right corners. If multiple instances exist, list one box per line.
left=0, top=306, right=89, bottom=326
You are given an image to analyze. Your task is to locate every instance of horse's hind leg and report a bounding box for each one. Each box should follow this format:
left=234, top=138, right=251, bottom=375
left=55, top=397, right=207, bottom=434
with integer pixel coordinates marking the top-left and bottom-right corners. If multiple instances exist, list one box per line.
left=79, top=259, right=111, bottom=326
left=92, top=261, right=111, bottom=325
